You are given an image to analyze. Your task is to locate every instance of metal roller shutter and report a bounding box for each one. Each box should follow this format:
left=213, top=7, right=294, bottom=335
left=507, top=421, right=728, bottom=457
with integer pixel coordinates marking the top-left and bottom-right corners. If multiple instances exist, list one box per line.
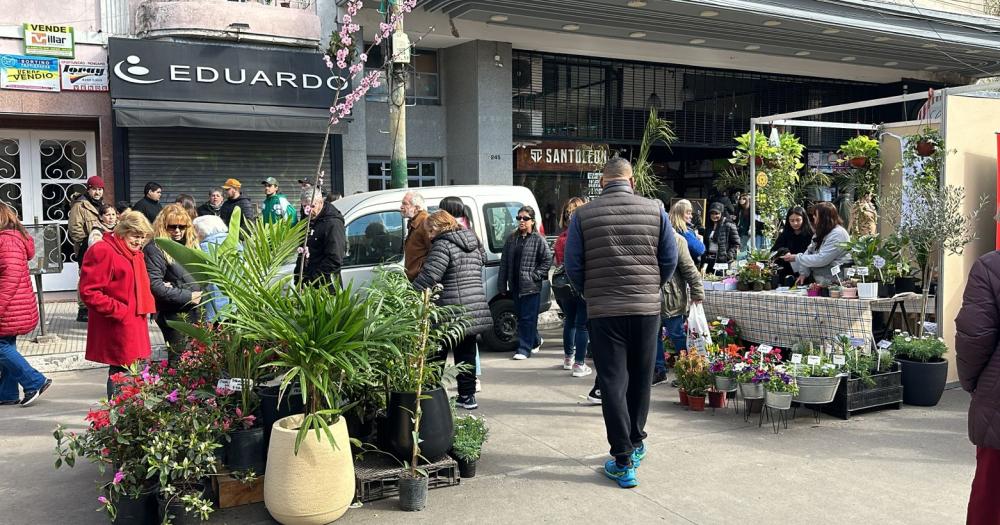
left=127, top=127, right=329, bottom=212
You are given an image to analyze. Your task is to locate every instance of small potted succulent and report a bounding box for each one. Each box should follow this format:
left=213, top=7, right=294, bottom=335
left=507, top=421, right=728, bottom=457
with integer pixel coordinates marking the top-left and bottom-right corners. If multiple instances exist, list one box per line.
left=841, top=280, right=858, bottom=299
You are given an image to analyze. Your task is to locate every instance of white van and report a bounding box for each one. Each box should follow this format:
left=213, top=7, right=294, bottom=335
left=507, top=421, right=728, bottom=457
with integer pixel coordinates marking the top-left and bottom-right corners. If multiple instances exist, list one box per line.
left=332, top=185, right=553, bottom=353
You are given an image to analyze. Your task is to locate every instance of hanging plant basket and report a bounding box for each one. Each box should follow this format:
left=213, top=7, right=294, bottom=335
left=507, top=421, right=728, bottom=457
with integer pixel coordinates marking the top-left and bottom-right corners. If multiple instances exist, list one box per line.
left=915, top=141, right=936, bottom=157
left=848, top=157, right=868, bottom=169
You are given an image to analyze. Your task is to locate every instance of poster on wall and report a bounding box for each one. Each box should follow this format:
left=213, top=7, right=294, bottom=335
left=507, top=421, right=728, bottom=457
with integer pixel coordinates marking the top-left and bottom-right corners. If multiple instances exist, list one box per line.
left=60, top=60, right=108, bottom=91
left=0, top=54, right=60, bottom=92
left=23, top=23, right=75, bottom=58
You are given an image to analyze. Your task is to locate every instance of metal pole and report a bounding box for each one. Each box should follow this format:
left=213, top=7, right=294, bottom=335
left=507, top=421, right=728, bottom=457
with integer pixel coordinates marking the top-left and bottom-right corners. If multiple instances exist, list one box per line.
left=34, top=273, right=46, bottom=337
left=748, top=121, right=757, bottom=253
left=388, top=2, right=408, bottom=189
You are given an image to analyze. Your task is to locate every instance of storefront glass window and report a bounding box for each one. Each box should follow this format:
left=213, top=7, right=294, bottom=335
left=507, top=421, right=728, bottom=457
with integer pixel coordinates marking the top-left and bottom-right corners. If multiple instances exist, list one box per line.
left=515, top=173, right=592, bottom=235
left=367, top=160, right=439, bottom=191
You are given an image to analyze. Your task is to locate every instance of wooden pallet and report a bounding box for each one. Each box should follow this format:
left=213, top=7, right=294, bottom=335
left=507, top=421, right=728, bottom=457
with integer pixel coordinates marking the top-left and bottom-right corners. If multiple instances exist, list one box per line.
left=212, top=469, right=265, bottom=509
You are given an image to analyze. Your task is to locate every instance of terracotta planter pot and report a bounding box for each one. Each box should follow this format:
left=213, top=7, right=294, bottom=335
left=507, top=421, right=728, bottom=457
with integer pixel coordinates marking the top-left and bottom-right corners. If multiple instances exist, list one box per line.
left=264, top=415, right=354, bottom=524
left=708, top=390, right=727, bottom=408
left=848, top=157, right=868, bottom=168
left=754, top=156, right=764, bottom=167
left=915, top=140, right=936, bottom=157
left=688, top=394, right=707, bottom=411
left=678, top=388, right=689, bottom=406
left=829, top=289, right=842, bottom=299
left=841, top=287, right=858, bottom=299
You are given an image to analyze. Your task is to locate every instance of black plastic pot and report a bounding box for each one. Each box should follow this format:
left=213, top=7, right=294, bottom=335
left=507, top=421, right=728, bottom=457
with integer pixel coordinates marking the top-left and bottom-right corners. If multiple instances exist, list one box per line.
left=112, top=488, right=158, bottom=525
left=456, top=457, right=477, bottom=478
left=898, top=357, right=949, bottom=406
left=345, top=411, right=376, bottom=453
left=227, top=426, right=266, bottom=474
left=386, top=387, right=454, bottom=462
left=878, top=282, right=895, bottom=298
left=398, top=476, right=428, bottom=511
left=258, top=385, right=304, bottom=456
left=894, top=276, right=919, bottom=294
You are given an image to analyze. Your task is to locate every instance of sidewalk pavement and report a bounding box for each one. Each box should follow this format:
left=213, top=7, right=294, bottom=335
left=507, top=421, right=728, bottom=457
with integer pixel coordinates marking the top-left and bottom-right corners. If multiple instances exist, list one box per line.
left=21, top=300, right=166, bottom=373
left=0, top=326, right=975, bottom=525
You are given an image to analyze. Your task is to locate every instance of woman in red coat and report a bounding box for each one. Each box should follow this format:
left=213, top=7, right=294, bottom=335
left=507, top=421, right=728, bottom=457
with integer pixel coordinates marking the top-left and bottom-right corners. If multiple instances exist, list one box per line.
left=79, top=210, right=156, bottom=398
left=0, top=203, right=49, bottom=407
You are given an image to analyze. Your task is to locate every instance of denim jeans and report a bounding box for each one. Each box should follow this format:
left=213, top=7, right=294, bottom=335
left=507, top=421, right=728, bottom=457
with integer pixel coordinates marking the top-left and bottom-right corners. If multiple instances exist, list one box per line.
left=558, top=296, right=589, bottom=364
left=514, top=292, right=541, bottom=357
left=0, top=335, right=46, bottom=401
left=655, top=315, right=688, bottom=374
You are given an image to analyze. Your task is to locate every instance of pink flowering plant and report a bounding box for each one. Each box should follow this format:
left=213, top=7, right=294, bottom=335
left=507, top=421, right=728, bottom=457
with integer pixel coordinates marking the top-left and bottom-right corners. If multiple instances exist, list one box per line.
left=54, top=357, right=234, bottom=523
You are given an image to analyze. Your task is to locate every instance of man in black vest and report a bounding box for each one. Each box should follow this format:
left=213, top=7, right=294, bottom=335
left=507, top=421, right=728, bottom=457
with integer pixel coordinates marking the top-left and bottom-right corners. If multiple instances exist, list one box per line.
left=564, top=157, right=677, bottom=489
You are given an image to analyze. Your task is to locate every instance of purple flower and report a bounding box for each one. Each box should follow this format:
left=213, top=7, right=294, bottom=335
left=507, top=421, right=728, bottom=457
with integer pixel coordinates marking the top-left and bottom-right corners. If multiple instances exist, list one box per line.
left=112, top=470, right=125, bottom=485
left=98, top=496, right=109, bottom=505
left=165, top=389, right=179, bottom=404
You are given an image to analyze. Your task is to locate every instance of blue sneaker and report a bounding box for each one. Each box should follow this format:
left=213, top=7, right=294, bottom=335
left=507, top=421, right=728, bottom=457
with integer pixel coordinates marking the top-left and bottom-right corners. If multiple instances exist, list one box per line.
left=603, top=460, right=638, bottom=488
left=631, top=443, right=647, bottom=468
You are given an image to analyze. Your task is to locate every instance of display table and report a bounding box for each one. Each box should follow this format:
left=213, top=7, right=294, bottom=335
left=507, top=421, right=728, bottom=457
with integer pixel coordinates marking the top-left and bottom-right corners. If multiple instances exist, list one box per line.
left=702, top=290, right=929, bottom=349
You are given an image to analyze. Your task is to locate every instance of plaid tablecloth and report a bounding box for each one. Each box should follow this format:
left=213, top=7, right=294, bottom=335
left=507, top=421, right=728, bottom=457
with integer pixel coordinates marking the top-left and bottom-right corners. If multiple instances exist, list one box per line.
left=702, top=290, right=918, bottom=349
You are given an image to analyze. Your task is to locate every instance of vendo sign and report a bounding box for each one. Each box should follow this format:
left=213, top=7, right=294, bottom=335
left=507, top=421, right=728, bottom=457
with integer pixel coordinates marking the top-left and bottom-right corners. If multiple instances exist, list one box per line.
left=108, top=38, right=349, bottom=108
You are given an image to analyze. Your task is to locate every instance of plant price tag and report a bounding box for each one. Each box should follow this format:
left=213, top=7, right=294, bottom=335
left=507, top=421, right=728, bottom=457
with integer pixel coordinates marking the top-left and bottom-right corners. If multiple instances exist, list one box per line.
left=856, top=267, right=870, bottom=277
left=715, top=262, right=729, bottom=271
left=791, top=354, right=803, bottom=364
left=807, top=355, right=822, bottom=365
left=878, top=339, right=892, bottom=350
left=833, top=355, right=847, bottom=366
left=849, top=337, right=866, bottom=348
left=216, top=379, right=232, bottom=391
left=758, top=344, right=773, bottom=354
left=720, top=318, right=730, bottom=326
left=846, top=267, right=857, bottom=278
left=831, top=264, right=842, bottom=276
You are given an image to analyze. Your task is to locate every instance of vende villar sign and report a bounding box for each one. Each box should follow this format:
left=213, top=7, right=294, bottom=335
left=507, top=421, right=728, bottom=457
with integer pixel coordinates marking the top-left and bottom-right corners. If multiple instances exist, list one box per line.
left=108, top=38, right=349, bottom=108
left=515, top=142, right=610, bottom=172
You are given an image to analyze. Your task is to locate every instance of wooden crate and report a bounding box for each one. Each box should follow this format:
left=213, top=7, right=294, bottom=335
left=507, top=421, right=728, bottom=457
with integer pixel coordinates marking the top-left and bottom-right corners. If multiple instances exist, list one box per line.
left=212, top=469, right=265, bottom=509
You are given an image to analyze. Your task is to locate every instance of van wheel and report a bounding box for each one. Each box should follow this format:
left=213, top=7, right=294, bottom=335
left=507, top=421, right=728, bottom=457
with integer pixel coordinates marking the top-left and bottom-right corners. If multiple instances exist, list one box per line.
left=483, top=298, right=518, bottom=353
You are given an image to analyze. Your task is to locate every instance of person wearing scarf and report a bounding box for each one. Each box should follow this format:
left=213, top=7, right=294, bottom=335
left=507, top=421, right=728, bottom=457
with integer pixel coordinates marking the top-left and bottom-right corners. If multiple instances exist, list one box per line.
left=79, top=211, right=156, bottom=398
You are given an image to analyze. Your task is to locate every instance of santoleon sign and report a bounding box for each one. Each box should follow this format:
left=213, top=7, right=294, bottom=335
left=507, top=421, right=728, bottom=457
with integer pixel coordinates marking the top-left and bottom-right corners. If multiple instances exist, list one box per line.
left=515, top=142, right=610, bottom=172
left=23, top=23, right=75, bottom=59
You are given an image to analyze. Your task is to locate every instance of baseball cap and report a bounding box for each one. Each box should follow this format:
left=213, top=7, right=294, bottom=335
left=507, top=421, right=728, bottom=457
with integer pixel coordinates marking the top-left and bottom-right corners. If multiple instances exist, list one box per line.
left=297, top=178, right=312, bottom=186
left=261, top=177, right=279, bottom=186
left=222, top=178, right=242, bottom=190
left=86, top=176, right=105, bottom=189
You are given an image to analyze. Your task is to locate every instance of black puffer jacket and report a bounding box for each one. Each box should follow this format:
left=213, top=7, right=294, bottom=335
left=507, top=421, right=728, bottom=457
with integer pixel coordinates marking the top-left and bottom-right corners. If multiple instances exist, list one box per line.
left=143, top=241, right=200, bottom=315
left=297, top=202, right=345, bottom=288
left=413, top=229, right=492, bottom=336
left=703, top=217, right=740, bottom=263
left=220, top=195, right=256, bottom=229
left=497, top=231, right=552, bottom=297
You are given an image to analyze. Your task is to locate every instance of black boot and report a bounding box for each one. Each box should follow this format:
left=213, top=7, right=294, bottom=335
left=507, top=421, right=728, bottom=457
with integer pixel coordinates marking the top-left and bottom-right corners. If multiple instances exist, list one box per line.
left=76, top=306, right=88, bottom=323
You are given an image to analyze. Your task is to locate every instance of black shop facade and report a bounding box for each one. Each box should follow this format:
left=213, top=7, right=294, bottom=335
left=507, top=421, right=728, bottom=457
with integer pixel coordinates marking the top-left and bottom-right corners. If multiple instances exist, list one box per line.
left=514, top=141, right=610, bottom=235
left=108, top=37, right=348, bottom=208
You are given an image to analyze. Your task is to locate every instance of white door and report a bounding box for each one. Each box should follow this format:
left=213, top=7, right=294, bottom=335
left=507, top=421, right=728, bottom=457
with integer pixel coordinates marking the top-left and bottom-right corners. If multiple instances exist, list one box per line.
left=0, top=130, right=98, bottom=291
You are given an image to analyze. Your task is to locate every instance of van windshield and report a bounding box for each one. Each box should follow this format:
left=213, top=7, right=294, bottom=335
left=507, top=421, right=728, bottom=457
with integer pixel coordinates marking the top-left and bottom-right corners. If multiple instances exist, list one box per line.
left=482, top=202, right=525, bottom=253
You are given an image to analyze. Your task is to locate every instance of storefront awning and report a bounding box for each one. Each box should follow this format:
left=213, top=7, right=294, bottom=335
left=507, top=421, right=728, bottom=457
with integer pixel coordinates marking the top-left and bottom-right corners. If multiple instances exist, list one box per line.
left=112, top=99, right=347, bottom=134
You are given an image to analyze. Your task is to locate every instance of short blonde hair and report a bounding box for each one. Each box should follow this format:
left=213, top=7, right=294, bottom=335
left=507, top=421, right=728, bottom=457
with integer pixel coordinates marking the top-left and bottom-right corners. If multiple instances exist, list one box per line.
left=425, top=210, right=460, bottom=236
left=114, top=211, right=153, bottom=239
left=669, top=199, right=693, bottom=233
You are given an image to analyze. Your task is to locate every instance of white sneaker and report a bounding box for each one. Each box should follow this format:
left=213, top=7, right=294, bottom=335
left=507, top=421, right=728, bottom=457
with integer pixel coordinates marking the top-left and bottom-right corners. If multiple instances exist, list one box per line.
left=572, top=363, right=593, bottom=378
left=531, top=338, right=544, bottom=354
left=512, top=353, right=528, bottom=360
left=563, top=356, right=574, bottom=370
left=475, top=378, right=482, bottom=393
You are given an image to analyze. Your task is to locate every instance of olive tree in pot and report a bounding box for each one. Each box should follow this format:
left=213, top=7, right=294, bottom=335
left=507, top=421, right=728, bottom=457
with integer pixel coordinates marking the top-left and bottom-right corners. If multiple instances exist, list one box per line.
left=893, top=333, right=949, bottom=406
left=451, top=414, right=489, bottom=478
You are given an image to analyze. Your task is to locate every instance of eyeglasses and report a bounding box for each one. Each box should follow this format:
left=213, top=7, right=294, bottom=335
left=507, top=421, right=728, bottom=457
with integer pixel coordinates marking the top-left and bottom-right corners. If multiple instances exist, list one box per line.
left=167, top=224, right=188, bottom=231
left=516, top=216, right=533, bottom=222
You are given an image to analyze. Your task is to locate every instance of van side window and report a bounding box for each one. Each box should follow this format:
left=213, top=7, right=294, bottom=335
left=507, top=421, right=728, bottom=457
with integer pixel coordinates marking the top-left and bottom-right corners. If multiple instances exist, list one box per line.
left=344, top=211, right=404, bottom=267
left=482, top=202, right=524, bottom=253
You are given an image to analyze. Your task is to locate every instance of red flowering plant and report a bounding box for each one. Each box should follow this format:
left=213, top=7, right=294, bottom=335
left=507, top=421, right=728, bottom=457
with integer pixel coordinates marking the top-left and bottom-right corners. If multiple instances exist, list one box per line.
left=709, top=318, right=742, bottom=347
left=707, top=343, right=745, bottom=378
left=54, top=360, right=231, bottom=523
left=732, top=346, right=783, bottom=384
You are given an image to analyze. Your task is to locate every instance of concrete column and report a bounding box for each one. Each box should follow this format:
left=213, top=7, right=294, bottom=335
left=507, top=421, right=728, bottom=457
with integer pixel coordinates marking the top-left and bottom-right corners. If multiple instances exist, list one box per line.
left=444, top=40, right=512, bottom=186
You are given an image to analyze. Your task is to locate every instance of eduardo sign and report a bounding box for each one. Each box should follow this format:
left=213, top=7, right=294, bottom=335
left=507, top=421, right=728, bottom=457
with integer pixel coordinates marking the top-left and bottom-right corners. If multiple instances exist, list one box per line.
left=108, top=38, right=349, bottom=108
left=515, top=142, right=610, bottom=172
left=23, top=23, right=75, bottom=58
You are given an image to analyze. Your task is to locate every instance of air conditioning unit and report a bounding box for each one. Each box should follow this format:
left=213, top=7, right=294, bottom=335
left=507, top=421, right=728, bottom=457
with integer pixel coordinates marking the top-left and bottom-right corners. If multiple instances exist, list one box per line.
left=513, top=109, right=543, bottom=136
left=512, top=56, right=542, bottom=93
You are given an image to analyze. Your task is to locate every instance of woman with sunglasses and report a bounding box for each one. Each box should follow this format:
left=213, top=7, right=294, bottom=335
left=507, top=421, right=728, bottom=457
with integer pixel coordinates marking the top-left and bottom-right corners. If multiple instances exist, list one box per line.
left=144, top=204, right=202, bottom=364
left=498, top=206, right=552, bottom=360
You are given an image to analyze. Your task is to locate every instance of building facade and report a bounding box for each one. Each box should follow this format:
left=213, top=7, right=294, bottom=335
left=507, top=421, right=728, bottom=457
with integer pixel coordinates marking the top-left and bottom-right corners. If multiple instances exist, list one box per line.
left=4, top=0, right=1000, bottom=288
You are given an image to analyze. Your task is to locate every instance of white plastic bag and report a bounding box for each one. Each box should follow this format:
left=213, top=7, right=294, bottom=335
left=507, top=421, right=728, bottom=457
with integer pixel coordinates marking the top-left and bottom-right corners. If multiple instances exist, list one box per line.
left=686, top=303, right=713, bottom=354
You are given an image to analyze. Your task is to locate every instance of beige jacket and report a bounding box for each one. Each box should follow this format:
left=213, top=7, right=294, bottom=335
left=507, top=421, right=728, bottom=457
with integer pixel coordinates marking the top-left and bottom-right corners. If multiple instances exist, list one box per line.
left=662, top=234, right=704, bottom=318
left=68, top=196, right=101, bottom=248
